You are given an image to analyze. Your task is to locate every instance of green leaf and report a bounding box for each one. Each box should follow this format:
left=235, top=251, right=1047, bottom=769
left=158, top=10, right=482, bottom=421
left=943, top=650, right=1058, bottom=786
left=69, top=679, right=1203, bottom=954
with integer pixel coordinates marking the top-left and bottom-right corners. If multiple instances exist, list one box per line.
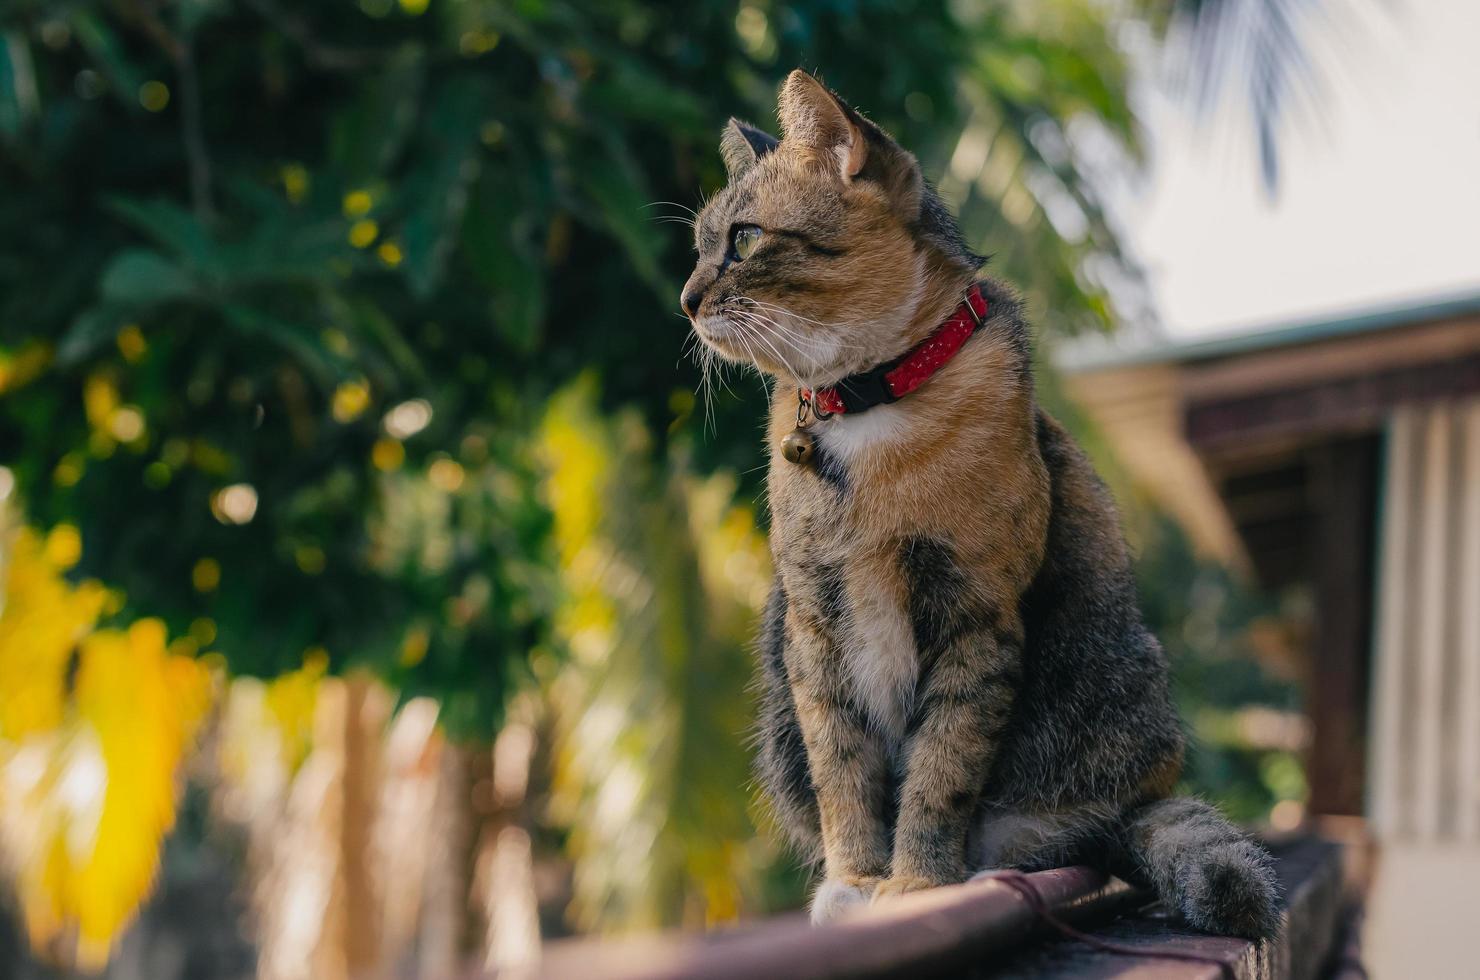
left=320, top=289, right=428, bottom=386
left=221, top=219, right=350, bottom=289
left=327, top=44, right=426, bottom=184
left=105, top=197, right=217, bottom=270
left=576, top=144, right=667, bottom=295
left=0, top=30, right=38, bottom=142
left=177, top=0, right=226, bottom=36
left=353, top=298, right=425, bottom=384
left=221, top=304, right=340, bottom=385
left=462, top=170, right=545, bottom=351
left=69, top=12, right=144, bottom=115
left=98, top=249, right=197, bottom=305
left=56, top=306, right=123, bottom=366
left=585, top=59, right=707, bottom=132
left=398, top=74, right=487, bottom=299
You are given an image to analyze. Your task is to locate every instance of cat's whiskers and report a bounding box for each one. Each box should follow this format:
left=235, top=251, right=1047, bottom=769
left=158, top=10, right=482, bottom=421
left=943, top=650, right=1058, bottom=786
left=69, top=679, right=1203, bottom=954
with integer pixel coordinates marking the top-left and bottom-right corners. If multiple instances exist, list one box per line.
left=737, top=319, right=832, bottom=387
left=735, top=298, right=867, bottom=351
left=727, top=319, right=772, bottom=390
left=645, top=201, right=699, bottom=232
left=644, top=200, right=698, bottom=217
left=744, top=299, right=868, bottom=333
left=732, top=302, right=891, bottom=390
left=685, top=333, right=710, bottom=431
left=760, top=316, right=859, bottom=368
left=683, top=316, right=733, bottom=437
left=729, top=310, right=821, bottom=385
left=730, top=312, right=805, bottom=382
left=700, top=347, right=722, bottom=437
left=677, top=325, right=704, bottom=370
left=736, top=306, right=827, bottom=350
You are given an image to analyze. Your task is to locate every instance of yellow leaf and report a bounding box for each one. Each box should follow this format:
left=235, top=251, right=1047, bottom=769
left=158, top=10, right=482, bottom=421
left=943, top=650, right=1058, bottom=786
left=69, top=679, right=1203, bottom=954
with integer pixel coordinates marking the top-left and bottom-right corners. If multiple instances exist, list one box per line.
left=333, top=378, right=372, bottom=423
left=399, top=625, right=430, bottom=667
left=1, top=527, right=212, bottom=968
left=372, top=437, right=405, bottom=472
left=0, top=528, right=108, bottom=739
left=83, top=374, right=119, bottom=430
left=43, top=524, right=82, bottom=569
left=376, top=240, right=404, bottom=267
left=281, top=164, right=309, bottom=204
left=342, top=189, right=373, bottom=217
left=115, top=325, right=148, bottom=363
left=263, top=653, right=327, bottom=770
left=192, top=557, right=221, bottom=593
left=348, top=219, right=379, bottom=249
left=63, top=621, right=210, bottom=963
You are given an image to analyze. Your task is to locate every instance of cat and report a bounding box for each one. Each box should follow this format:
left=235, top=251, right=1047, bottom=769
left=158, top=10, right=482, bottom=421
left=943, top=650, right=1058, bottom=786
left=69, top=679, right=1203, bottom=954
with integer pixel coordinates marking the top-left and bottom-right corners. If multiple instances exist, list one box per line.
left=680, top=70, right=1278, bottom=938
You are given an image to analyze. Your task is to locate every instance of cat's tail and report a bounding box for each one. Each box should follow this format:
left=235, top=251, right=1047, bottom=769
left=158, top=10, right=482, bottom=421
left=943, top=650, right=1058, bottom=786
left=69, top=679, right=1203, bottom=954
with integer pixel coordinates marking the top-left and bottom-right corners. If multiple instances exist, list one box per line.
left=1113, top=797, right=1281, bottom=939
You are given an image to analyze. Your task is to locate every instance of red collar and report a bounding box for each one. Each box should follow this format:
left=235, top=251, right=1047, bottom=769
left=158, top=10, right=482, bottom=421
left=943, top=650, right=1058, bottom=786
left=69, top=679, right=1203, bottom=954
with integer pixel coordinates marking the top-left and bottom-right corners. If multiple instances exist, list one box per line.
left=802, top=284, right=989, bottom=416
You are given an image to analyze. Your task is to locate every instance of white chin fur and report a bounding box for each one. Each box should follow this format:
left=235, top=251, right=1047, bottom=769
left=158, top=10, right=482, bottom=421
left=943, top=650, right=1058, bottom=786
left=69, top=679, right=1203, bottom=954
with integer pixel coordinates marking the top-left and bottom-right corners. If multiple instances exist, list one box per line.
left=810, top=877, right=873, bottom=924
left=694, top=314, right=738, bottom=347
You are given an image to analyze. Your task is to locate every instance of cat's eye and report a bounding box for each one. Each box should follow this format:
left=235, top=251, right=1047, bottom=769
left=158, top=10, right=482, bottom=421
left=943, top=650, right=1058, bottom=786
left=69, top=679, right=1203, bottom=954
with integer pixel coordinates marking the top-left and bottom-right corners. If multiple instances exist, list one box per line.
left=731, top=225, right=764, bottom=261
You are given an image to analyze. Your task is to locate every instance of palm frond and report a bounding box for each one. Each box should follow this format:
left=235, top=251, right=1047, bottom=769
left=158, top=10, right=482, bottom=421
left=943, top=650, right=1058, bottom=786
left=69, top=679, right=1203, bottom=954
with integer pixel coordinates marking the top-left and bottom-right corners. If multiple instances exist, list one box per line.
left=1161, top=0, right=1340, bottom=189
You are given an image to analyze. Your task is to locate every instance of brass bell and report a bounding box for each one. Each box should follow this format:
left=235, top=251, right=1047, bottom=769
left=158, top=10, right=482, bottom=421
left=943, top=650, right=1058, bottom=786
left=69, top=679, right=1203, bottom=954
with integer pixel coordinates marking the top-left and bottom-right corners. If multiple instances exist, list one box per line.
left=781, top=427, right=815, bottom=465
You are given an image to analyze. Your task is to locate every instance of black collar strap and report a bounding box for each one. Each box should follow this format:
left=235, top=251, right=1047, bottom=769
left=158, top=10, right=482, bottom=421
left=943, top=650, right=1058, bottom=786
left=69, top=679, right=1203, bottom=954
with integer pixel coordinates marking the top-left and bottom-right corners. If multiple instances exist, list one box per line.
left=803, top=284, right=989, bottom=416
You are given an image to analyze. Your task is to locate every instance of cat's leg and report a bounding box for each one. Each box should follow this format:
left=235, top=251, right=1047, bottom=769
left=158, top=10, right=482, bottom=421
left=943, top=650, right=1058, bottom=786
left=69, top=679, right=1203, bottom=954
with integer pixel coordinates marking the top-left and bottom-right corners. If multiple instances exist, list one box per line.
left=793, top=675, right=892, bottom=921
left=874, top=621, right=1022, bottom=900
left=781, top=602, right=893, bottom=923
left=754, top=585, right=823, bottom=863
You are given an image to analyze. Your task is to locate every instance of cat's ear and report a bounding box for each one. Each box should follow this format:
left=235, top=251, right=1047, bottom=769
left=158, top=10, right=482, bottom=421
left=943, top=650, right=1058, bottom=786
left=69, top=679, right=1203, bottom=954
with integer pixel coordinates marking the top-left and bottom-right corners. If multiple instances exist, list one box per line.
left=777, top=70, right=867, bottom=180
left=720, top=118, right=779, bottom=180
left=778, top=70, right=923, bottom=217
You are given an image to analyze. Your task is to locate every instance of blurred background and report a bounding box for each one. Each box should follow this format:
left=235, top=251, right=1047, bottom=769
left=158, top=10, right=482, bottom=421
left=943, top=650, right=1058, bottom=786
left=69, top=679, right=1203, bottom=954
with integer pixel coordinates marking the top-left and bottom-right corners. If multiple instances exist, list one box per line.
left=1, top=0, right=1476, bottom=977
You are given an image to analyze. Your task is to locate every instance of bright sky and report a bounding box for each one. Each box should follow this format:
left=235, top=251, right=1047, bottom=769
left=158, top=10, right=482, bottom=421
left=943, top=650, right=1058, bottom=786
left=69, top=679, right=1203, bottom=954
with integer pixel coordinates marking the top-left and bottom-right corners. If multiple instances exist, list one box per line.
left=1123, top=0, right=1480, bottom=338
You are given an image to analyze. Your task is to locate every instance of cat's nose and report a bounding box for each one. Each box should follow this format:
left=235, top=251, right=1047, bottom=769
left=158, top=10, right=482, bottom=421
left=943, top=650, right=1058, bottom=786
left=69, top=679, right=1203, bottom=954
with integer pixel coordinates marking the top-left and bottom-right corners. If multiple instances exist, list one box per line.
left=681, top=269, right=715, bottom=319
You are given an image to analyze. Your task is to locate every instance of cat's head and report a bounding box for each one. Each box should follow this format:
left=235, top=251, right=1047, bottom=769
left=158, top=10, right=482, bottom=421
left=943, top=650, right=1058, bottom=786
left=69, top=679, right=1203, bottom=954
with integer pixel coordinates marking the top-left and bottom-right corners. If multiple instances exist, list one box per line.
left=681, top=70, right=982, bottom=386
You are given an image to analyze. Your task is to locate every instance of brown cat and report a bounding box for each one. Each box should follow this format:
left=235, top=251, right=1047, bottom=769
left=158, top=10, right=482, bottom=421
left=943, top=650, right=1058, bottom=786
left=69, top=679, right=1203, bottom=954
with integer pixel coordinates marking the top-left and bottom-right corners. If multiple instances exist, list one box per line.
left=681, top=70, right=1278, bottom=937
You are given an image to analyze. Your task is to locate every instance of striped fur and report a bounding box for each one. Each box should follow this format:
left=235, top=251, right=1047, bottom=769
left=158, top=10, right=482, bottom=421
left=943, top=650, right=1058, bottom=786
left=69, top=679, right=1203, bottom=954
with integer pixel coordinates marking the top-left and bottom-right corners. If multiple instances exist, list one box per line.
left=685, top=71, right=1278, bottom=938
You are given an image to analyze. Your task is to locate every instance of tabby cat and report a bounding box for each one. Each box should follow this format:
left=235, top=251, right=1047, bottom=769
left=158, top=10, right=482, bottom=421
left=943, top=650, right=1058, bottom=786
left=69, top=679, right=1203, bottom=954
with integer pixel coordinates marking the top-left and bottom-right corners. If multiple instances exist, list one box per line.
left=680, top=70, right=1278, bottom=938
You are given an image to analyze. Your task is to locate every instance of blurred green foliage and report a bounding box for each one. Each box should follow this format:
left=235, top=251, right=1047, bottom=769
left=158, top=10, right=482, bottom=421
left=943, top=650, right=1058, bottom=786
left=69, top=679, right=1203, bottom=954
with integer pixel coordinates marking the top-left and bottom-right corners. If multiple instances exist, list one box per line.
left=538, top=378, right=777, bottom=930
left=0, top=0, right=1148, bottom=734
left=1135, top=516, right=1305, bottom=823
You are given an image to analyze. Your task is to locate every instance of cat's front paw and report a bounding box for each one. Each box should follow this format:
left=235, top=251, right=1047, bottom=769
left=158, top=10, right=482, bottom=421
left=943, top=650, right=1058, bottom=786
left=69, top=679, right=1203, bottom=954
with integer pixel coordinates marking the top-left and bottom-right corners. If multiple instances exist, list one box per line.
left=809, top=876, right=878, bottom=924
left=869, top=874, right=938, bottom=904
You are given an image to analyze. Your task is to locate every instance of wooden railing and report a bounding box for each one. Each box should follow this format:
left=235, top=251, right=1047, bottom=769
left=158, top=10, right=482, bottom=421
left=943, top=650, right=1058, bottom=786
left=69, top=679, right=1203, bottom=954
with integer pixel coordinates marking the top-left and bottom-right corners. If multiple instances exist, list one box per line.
left=510, top=836, right=1349, bottom=980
